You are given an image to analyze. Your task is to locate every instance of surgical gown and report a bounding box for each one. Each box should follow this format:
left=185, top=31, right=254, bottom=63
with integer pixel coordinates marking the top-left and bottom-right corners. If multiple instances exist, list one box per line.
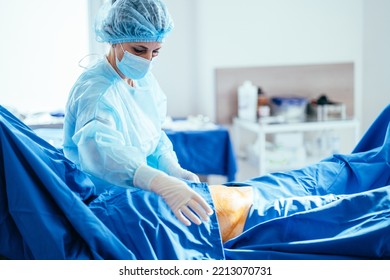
left=63, top=57, right=178, bottom=192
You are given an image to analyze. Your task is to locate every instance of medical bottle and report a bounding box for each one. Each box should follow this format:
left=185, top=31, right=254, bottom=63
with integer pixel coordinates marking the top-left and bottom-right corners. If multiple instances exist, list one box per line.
left=257, top=87, right=270, bottom=119
left=238, top=80, right=258, bottom=122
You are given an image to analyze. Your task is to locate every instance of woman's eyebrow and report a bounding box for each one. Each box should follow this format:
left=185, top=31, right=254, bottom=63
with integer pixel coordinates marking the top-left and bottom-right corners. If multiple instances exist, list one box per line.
left=133, top=45, right=148, bottom=49
left=134, top=45, right=161, bottom=51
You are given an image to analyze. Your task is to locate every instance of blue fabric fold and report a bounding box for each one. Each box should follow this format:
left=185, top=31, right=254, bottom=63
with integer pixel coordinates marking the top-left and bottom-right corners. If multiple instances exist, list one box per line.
left=1, top=104, right=389, bottom=260
left=0, top=105, right=223, bottom=260
left=224, top=104, right=390, bottom=259
left=0, top=105, right=136, bottom=260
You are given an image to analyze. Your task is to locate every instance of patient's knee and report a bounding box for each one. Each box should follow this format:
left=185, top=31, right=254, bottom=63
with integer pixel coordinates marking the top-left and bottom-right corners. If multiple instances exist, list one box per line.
left=209, top=185, right=253, bottom=243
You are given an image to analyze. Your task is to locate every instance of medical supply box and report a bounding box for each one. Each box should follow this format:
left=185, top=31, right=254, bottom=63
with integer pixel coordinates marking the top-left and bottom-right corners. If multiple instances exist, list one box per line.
left=309, top=103, right=347, bottom=121
left=270, top=96, right=308, bottom=122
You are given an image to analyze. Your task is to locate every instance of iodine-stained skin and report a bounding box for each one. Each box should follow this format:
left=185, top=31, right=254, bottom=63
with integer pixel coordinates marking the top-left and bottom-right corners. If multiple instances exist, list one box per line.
left=210, top=185, right=253, bottom=242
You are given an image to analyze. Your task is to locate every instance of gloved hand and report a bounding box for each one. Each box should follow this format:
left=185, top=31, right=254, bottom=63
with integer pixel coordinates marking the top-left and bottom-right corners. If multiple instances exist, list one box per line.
left=171, top=167, right=200, bottom=182
left=134, top=165, right=213, bottom=226
left=150, top=174, right=213, bottom=226
left=158, top=154, right=200, bottom=182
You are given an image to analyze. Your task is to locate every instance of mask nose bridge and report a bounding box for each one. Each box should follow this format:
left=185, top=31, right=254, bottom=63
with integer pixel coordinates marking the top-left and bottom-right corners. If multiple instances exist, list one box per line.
left=119, top=43, right=152, bottom=61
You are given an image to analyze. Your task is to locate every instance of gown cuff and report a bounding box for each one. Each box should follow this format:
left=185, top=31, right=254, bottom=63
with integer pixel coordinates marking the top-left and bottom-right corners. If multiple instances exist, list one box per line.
left=133, top=164, right=165, bottom=191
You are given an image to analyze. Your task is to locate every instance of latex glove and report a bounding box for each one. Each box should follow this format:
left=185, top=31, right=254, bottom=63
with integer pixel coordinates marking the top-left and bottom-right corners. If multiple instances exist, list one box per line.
left=134, top=165, right=213, bottom=226
left=149, top=174, right=213, bottom=226
left=158, top=155, right=200, bottom=182
left=172, top=168, right=200, bottom=182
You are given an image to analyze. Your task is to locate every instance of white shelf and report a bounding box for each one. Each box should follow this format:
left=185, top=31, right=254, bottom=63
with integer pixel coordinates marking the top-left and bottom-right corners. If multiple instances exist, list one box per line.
left=233, top=117, right=360, bottom=175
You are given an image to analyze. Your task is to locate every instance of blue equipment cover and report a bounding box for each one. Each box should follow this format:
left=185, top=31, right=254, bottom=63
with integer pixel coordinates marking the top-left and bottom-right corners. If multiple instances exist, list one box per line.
left=0, top=104, right=389, bottom=259
left=165, top=127, right=237, bottom=181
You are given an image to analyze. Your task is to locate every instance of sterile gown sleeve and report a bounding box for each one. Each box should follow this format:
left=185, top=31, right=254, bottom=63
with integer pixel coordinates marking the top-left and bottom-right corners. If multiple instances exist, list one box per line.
left=63, top=60, right=178, bottom=190
left=68, top=95, right=149, bottom=189
left=64, top=60, right=213, bottom=226
left=147, top=132, right=178, bottom=167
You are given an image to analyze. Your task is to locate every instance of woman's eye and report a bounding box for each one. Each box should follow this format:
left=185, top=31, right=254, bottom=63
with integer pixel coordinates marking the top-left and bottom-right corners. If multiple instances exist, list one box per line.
left=133, top=48, right=145, bottom=54
left=152, top=50, right=160, bottom=57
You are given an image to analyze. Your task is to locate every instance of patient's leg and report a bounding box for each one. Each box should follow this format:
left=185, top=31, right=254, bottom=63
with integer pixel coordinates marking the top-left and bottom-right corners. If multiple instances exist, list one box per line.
left=209, top=185, right=253, bottom=243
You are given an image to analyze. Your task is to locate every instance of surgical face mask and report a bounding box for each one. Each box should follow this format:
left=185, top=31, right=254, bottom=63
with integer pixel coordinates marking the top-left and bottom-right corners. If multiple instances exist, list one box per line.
left=116, top=44, right=152, bottom=80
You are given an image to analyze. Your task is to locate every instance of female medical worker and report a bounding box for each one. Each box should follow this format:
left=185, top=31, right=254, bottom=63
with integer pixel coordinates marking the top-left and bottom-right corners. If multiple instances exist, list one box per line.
left=63, top=0, right=213, bottom=226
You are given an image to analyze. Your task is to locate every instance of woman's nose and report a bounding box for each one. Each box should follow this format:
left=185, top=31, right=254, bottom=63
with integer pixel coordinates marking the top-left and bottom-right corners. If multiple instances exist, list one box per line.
left=141, top=52, right=154, bottom=61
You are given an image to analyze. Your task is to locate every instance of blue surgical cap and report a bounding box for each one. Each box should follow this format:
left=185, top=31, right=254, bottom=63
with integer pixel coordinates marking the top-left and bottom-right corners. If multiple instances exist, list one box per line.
left=95, top=0, right=174, bottom=44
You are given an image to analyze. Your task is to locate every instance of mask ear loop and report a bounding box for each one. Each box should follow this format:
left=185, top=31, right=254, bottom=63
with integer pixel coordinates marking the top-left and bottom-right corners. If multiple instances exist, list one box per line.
left=113, top=43, right=126, bottom=63
left=78, top=53, right=102, bottom=69
left=119, top=43, right=126, bottom=54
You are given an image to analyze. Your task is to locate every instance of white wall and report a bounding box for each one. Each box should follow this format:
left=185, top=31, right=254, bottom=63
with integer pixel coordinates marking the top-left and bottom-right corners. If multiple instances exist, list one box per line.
left=2, top=0, right=389, bottom=135
left=87, top=0, right=363, bottom=121
left=362, top=0, right=390, bottom=133
left=160, top=0, right=390, bottom=135
left=197, top=0, right=363, bottom=122
left=152, top=0, right=199, bottom=117
left=0, top=0, right=89, bottom=113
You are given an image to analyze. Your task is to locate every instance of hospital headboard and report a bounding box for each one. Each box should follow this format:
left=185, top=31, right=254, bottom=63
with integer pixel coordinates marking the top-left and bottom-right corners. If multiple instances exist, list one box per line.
left=215, top=62, right=354, bottom=124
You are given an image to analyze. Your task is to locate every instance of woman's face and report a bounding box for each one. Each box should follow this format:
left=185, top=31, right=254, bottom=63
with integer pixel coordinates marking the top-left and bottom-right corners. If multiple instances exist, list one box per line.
left=116, top=42, right=162, bottom=61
